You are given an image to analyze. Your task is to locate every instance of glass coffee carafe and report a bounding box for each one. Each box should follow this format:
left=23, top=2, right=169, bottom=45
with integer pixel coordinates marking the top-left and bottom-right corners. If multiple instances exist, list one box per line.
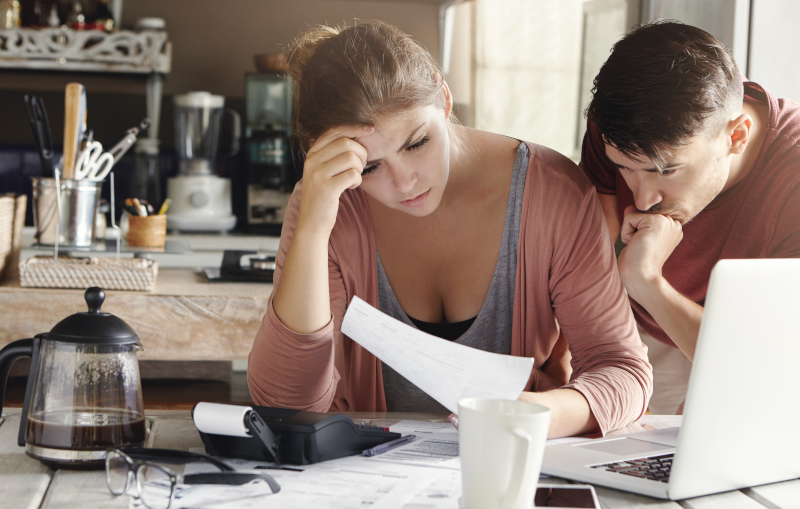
left=0, top=287, right=145, bottom=468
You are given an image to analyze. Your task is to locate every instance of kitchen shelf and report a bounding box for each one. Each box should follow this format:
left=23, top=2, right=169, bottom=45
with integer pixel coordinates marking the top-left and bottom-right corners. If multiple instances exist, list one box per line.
left=0, top=27, right=170, bottom=74
left=0, top=27, right=171, bottom=158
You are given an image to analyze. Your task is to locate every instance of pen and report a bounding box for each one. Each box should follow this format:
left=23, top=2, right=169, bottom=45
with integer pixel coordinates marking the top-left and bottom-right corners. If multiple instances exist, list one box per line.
left=157, top=198, right=172, bottom=215
left=362, top=434, right=416, bottom=457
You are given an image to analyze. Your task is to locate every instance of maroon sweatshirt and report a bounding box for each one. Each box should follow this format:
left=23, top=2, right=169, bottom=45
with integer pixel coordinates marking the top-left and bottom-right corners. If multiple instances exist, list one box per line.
left=580, top=82, right=800, bottom=347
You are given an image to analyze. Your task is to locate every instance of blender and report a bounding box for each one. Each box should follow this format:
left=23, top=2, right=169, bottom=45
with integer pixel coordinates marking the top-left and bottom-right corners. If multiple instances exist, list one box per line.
left=167, top=92, right=240, bottom=232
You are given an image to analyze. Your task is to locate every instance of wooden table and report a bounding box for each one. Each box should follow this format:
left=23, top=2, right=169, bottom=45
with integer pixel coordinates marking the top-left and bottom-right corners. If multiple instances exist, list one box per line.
left=1, top=409, right=798, bottom=508
left=0, top=270, right=272, bottom=361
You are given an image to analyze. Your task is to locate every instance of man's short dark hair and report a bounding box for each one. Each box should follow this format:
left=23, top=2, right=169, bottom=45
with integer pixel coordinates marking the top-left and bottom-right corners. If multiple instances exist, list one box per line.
left=587, top=20, right=744, bottom=170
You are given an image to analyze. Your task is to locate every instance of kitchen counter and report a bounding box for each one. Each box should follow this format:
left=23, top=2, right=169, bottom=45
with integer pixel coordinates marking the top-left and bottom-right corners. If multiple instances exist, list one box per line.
left=19, top=227, right=283, bottom=269
left=0, top=269, right=273, bottom=361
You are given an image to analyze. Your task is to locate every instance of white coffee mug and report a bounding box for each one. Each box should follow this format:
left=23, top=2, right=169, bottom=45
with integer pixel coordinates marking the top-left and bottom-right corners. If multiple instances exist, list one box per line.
left=458, top=398, right=551, bottom=509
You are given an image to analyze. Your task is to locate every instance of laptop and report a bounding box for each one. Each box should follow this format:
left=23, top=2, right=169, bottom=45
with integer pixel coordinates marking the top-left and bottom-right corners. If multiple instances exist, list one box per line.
left=541, top=258, right=800, bottom=500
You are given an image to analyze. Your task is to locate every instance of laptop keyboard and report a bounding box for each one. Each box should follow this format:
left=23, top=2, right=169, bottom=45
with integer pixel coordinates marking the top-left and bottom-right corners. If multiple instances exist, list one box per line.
left=590, top=453, right=674, bottom=483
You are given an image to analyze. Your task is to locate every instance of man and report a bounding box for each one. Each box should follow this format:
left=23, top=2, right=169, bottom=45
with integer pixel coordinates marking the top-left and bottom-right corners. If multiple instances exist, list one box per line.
left=580, top=20, right=800, bottom=413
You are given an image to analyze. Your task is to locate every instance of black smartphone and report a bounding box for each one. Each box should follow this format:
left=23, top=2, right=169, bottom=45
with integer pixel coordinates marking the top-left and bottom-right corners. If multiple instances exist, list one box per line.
left=534, top=484, right=601, bottom=508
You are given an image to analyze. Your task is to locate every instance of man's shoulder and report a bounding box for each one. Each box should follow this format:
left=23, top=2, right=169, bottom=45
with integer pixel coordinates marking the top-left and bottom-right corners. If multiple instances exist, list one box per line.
left=771, top=98, right=800, bottom=150
left=578, top=121, right=618, bottom=194
left=758, top=83, right=800, bottom=152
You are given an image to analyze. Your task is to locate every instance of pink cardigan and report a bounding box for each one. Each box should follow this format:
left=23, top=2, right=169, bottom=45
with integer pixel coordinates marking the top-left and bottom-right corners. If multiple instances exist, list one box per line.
left=249, top=142, right=652, bottom=435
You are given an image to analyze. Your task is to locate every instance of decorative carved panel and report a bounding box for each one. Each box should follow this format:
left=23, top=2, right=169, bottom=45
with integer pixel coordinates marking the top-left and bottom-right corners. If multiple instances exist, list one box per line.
left=0, top=28, right=170, bottom=74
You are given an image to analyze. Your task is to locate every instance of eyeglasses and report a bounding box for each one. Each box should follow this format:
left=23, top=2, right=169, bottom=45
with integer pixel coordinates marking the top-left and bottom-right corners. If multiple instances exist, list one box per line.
left=105, top=448, right=280, bottom=509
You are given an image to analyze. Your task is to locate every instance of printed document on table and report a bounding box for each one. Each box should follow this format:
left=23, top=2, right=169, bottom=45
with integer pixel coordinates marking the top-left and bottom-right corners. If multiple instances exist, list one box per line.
left=401, top=469, right=462, bottom=509
left=129, top=476, right=282, bottom=509
left=160, top=455, right=442, bottom=509
left=341, top=296, right=534, bottom=413
left=367, top=431, right=461, bottom=470
left=389, top=419, right=458, bottom=436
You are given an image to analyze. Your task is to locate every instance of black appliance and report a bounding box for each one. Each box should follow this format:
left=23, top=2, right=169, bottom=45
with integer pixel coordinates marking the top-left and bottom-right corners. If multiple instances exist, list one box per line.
left=243, top=73, right=298, bottom=234
left=193, top=404, right=400, bottom=465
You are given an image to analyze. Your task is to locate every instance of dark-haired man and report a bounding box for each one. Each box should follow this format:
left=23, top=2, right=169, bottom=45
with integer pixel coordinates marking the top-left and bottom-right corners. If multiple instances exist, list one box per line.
left=580, top=20, right=800, bottom=413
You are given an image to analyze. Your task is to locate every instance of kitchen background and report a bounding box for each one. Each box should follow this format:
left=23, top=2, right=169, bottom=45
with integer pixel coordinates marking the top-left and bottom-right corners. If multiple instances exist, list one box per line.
left=2, top=0, right=798, bottom=228
left=0, top=0, right=798, bottom=408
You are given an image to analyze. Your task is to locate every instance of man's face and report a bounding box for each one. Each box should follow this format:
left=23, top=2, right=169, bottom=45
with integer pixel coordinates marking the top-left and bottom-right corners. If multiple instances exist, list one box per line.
left=354, top=104, right=450, bottom=217
left=604, top=135, right=730, bottom=224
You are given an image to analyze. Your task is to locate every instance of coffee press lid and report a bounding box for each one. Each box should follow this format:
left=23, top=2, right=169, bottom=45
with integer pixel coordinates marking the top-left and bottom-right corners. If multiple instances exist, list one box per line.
left=46, top=287, right=140, bottom=345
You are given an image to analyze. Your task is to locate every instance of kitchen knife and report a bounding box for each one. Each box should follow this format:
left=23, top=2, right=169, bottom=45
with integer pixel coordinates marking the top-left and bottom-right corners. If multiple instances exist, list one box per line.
left=62, top=83, right=85, bottom=180
left=24, top=95, right=56, bottom=178
left=35, top=96, right=55, bottom=178
left=24, top=95, right=44, bottom=170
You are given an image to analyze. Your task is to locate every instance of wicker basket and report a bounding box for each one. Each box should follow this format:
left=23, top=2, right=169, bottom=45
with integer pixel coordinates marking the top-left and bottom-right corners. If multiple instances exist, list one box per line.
left=19, top=255, right=159, bottom=291
left=128, top=214, right=167, bottom=247
left=0, top=194, right=26, bottom=281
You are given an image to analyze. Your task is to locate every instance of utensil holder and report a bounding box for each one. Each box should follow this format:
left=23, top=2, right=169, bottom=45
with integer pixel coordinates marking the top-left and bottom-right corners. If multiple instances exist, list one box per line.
left=31, top=177, right=102, bottom=247
left=127, top=214, right=167, bottom=247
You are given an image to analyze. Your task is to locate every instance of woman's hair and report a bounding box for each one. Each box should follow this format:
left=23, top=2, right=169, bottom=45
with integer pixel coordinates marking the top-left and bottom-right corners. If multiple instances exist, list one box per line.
left=285, top=20, right=455, bottom=154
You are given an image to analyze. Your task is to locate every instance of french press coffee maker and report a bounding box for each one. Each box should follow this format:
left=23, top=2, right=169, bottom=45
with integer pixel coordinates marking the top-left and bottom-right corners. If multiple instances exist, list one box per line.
left=0, top=287, right=145, bottom=468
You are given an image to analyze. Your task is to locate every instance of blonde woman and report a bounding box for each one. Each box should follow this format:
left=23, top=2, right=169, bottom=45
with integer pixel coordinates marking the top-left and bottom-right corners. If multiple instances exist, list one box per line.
left=248, top=21, right=651, bottom=438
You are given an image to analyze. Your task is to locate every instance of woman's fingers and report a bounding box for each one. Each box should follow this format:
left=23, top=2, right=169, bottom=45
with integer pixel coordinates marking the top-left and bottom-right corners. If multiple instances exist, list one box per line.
left=296, top=125, right=374, bottom=236
left=318, top=150, right=369, bottom=180
left=331, top=166, right=363, bottom=190
left=309, top=137, right=368, bottom=170
left=308, top=125, right=373, bottom=157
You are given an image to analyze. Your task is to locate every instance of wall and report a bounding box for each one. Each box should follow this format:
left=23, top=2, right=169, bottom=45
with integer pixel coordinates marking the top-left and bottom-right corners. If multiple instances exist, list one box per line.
left=121, top=0, right=442, bottom=99
left=748, top=0, right=800, bottom=100
left=0, top=0, right=443, bottom=148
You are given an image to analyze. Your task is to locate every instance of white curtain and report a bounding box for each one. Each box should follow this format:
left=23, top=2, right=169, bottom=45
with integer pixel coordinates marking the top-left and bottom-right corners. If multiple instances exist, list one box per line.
left=474, top=0, right=627, bottom=159
left=474, top=0, right=585, bottom=157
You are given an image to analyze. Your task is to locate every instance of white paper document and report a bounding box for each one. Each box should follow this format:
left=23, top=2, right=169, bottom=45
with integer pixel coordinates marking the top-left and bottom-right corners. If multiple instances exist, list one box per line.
left=147, top=455, right=442, bottom=509
left=389, top=419, right=458, bottom=436
left=367, top=432, right=461, bottom=470
left=341, top=296, right=534, bottom=413
left=401, top=469, right=462, bottom=509
left=129, top=477, right=280, bottom=509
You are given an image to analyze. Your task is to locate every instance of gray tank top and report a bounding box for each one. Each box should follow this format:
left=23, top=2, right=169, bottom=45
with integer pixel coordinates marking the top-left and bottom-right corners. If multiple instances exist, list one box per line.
left=377, top=142, right=529, bottom=412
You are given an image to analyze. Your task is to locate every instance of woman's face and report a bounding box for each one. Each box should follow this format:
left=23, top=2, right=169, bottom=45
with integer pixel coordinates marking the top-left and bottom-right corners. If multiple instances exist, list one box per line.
left=354, top=104, right=450, bottom=217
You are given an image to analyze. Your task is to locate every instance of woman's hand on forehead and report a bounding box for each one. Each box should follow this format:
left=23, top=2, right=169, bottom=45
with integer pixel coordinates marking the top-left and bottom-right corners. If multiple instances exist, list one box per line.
left=309, top=124, right=375, bottom=155
left=296, top=124, right=378, bottom=236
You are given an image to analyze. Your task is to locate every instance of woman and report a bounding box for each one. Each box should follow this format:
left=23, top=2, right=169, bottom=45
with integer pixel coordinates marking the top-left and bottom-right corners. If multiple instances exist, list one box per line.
left=248, top=21, right=651, bottom=437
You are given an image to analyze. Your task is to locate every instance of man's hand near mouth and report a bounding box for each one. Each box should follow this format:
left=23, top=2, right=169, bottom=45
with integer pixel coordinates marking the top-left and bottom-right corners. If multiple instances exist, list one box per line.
left=618, top=205, right=703, bottom=361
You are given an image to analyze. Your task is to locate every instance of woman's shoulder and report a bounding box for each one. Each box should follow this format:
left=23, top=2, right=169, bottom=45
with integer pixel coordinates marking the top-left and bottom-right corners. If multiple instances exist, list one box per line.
left=461, top=129, right=594, bottom=195
left=515, top=141, right=603, bottom=249
left=522, top=141, right=596, bottom=197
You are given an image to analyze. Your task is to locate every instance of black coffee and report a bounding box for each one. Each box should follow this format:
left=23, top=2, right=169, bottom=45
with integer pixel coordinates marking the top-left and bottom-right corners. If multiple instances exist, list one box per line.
left=26, top=410, right=146, bottom=450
